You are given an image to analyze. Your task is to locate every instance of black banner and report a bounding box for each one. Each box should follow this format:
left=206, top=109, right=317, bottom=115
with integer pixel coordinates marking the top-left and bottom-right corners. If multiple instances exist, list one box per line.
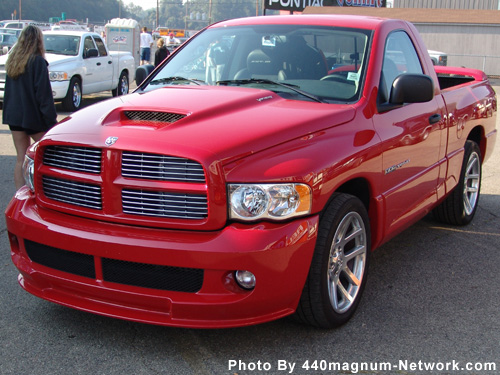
left=265, top=0, right=386, bottom=12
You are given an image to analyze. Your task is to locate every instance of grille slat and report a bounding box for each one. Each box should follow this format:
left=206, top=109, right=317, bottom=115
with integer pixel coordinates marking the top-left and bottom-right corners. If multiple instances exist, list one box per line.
left=44, top=146, right=101, bottom=174
left=43, top=176, right=102, bottom=210
left=122, top=189, right=208, bottom=219
left=122, top=152, right=205, bottom=183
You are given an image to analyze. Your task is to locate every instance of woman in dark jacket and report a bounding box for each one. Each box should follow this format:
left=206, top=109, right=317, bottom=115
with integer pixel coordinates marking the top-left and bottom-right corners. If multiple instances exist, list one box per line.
left=2, top=25, right=57, bottom=189
left=154, top=37, right=170, bottom=67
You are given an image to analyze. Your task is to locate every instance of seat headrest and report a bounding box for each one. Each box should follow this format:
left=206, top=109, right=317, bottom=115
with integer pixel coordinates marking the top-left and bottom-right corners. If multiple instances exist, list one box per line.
left=247, top=49, right=274, bottom=75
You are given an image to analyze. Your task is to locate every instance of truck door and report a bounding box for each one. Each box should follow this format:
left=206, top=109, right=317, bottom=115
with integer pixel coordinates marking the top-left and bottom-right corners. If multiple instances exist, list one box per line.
left=82, top=35, right=112, bottom=93
left=372, top=30, right=446, bottom=238
left=93, top=35, right=114, bottom=90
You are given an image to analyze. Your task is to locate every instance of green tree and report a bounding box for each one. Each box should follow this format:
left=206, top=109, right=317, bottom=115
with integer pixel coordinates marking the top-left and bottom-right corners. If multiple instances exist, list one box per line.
left=159, top=0, right=184, bottom=29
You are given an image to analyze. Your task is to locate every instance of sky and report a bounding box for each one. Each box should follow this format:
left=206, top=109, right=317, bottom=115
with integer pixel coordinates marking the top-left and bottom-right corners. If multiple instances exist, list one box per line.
left=125, top=0, right=159, bottom=10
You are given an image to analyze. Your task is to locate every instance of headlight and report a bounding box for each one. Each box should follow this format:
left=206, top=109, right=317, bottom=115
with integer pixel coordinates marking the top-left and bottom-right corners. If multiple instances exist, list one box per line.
left=228, top=183, right=311, bottom=221
left=22, top=155, right=35, bottom=191
left=49, top=71, right=68, bottom=81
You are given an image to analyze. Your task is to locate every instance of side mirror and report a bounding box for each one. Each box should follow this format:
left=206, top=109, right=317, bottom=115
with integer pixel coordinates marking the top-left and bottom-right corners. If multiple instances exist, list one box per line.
left=390, top=73, right=434, bottom=105
left=84, top=48, right=99, bottom=58
left=135, top=64, right=155, bottom=86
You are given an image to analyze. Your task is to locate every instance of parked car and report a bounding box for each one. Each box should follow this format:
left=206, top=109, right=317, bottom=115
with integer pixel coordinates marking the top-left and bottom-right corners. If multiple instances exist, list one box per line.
left=1, top=20, right=51, bottom=31
left=1, top=27, right=22, bottom=37
left=5, top=14, right=497, bottom=329
left=0, top=30, right=136, bottom=111
left=428, top=49, right=448, bottom=66
left=0, top=33, right=17, bottom=55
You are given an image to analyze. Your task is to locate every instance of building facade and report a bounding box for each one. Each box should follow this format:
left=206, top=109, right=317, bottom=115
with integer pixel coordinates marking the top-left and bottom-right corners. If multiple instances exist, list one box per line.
left=392, top=0, right=500, bottom=10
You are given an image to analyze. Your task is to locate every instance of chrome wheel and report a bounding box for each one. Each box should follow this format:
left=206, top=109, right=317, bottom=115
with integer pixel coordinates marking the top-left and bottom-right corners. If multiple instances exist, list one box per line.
left=463, top=150, right=480, bottom=216
left=119, top=73, right=129, bottom=95
left=72, top=81, right=82, bottom=109
left=295, top=193, right=370, bottom=328
left=113, top=72, right=129, bottom=97
left=433, top=140, right=482, bottom=226
left=327, top=211, right=367, bottom=314
left=62, top=77, right=82, bottom=112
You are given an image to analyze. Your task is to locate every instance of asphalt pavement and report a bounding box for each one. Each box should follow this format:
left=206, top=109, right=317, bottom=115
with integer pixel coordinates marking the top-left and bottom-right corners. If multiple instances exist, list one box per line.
left=0, top=86, right=499, bottom=375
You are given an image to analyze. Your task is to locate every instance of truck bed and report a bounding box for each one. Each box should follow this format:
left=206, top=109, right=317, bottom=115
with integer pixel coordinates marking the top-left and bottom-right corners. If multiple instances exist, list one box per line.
left=435, top=65, right=488, bottom=90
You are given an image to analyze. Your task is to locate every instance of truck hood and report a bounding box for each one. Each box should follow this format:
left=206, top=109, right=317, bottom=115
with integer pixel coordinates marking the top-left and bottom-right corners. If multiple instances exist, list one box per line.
left=47, top=85, right=355, bottom=165
left=0, top=53, right=72, bottom=67
left=45, top=53, right=77, bottom=66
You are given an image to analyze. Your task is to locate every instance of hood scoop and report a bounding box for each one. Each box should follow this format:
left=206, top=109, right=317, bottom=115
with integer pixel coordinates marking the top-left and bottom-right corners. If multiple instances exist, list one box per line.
left=124, top=111, right=187, bottom=124
left=101, top=108, right=188, bottom=128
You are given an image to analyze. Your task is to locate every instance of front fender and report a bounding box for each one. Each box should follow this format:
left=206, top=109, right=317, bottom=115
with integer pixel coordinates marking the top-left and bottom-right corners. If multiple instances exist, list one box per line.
left=223, top=120, right=382, bottom=216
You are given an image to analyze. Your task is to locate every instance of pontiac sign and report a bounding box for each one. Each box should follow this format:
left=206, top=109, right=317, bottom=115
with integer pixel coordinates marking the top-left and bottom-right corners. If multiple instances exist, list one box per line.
left=265, top=0, right=386, bottom=12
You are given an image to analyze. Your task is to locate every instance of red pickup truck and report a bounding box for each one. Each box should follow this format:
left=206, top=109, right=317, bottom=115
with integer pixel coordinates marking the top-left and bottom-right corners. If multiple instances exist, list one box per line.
left=5, top=14, right=497, bottom=328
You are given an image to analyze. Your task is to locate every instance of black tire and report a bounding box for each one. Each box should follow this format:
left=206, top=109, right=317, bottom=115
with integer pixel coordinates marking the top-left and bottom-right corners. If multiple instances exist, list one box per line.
left=112, top=71, right=129, bottom=97
left=433, top=140, right=482, bottom=226
left=295, top=193, right=371, bottom=328
left=62, top=77, right=82, bottom=112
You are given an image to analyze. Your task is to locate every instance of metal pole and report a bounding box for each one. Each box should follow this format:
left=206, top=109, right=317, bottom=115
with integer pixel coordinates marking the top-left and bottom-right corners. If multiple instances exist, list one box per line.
left=209, top=0, right=212, bottom=24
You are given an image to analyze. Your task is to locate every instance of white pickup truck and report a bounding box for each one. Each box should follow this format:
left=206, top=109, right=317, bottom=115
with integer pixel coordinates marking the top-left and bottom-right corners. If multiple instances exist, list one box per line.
left=0, top=30, right=136, bottom=111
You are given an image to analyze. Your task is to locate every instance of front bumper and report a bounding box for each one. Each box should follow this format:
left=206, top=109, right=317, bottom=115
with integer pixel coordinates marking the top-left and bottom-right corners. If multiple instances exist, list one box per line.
left=49, top=80, right=70, bottom=100
left=6, top=188, right=319, bottom=328
left=0, top=79, right=69, bottom=101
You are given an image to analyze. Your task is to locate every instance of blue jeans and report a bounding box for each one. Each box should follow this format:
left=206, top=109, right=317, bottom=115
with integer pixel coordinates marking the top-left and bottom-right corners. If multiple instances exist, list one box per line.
left=140, top=47, right=151, bottom=62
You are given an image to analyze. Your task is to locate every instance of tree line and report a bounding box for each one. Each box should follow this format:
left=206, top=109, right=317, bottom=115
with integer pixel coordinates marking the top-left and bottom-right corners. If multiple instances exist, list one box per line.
left=0, top=0, right=265, bottom=30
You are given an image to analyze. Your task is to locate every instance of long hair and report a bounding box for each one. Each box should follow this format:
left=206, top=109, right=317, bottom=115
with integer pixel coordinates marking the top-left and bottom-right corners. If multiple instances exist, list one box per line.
left=6, top=25, right=45, bottom=79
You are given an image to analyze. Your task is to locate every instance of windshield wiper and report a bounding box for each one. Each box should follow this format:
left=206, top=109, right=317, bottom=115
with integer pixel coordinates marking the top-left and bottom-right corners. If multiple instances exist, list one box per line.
left=150, top=76, right=205, bottom=86
left=217, top=78, right=326, bottom=103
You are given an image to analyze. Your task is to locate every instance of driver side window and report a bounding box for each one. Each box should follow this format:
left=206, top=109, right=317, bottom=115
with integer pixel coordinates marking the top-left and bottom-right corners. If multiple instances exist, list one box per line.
left=380, top=31, right=423, bottom=102
left=83, top=36, right=96, bottom=58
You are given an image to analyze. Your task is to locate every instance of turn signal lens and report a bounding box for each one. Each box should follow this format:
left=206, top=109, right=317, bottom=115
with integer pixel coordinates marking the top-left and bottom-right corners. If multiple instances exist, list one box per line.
left=22, top=155, right=35, bottom=192
left=49, top=71, right=68, bottom=81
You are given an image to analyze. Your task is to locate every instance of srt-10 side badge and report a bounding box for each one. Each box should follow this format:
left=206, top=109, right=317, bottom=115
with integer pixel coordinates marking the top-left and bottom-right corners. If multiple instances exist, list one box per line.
left=105, top=136, right=119, bottom=146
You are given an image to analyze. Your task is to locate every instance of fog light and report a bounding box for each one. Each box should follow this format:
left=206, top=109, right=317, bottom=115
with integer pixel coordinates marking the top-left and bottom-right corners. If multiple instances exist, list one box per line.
left=235, top=270, right=256, bottom=290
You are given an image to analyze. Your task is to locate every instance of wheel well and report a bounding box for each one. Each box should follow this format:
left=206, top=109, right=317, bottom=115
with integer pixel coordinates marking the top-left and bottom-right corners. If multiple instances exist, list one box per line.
left=120, top=69, right=129, bottom=77
left=335, top=178, right=371, bottom=211
left=467, top=126, right=485, bottom=160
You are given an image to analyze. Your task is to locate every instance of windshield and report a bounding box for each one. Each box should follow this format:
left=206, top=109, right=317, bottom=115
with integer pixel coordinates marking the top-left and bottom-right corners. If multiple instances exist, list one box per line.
left=142, top=24, right=372, bottom=103
left=44, top=35, right=81, bottom=56
left=0, top=33, right=17, bottom=43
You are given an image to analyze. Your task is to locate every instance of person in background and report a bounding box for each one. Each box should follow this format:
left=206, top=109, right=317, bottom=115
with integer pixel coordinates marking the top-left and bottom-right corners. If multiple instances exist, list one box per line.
left=154, top=37, right=170, bottom=66
left=140, top=26, right=153, bottom=65
left=2, top=25, right=57, bottom=190
left=166, top=32, right=180, bottom=46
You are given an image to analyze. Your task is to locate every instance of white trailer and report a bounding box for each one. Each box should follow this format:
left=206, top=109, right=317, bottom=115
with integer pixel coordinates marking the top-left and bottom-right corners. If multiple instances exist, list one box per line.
left=105, top=18, right=141, bottom=68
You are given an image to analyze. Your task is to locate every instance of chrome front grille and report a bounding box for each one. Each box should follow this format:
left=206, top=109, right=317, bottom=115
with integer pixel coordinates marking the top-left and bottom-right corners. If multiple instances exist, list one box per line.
left=40, top=146, right=209, bottom=222
left=42, top=176, right=102, bottom=210
left=122, top=189, right=208, bottom=219
left=122, top=152, right=205, bottom=183
left=44, top=146, right=102, bottom=174
left=124, top=111, right=186, bottom=123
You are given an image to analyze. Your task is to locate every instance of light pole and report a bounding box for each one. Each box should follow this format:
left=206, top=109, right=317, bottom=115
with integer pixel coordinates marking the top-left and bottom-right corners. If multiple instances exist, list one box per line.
left=156, top=0, right=159, bottom=28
